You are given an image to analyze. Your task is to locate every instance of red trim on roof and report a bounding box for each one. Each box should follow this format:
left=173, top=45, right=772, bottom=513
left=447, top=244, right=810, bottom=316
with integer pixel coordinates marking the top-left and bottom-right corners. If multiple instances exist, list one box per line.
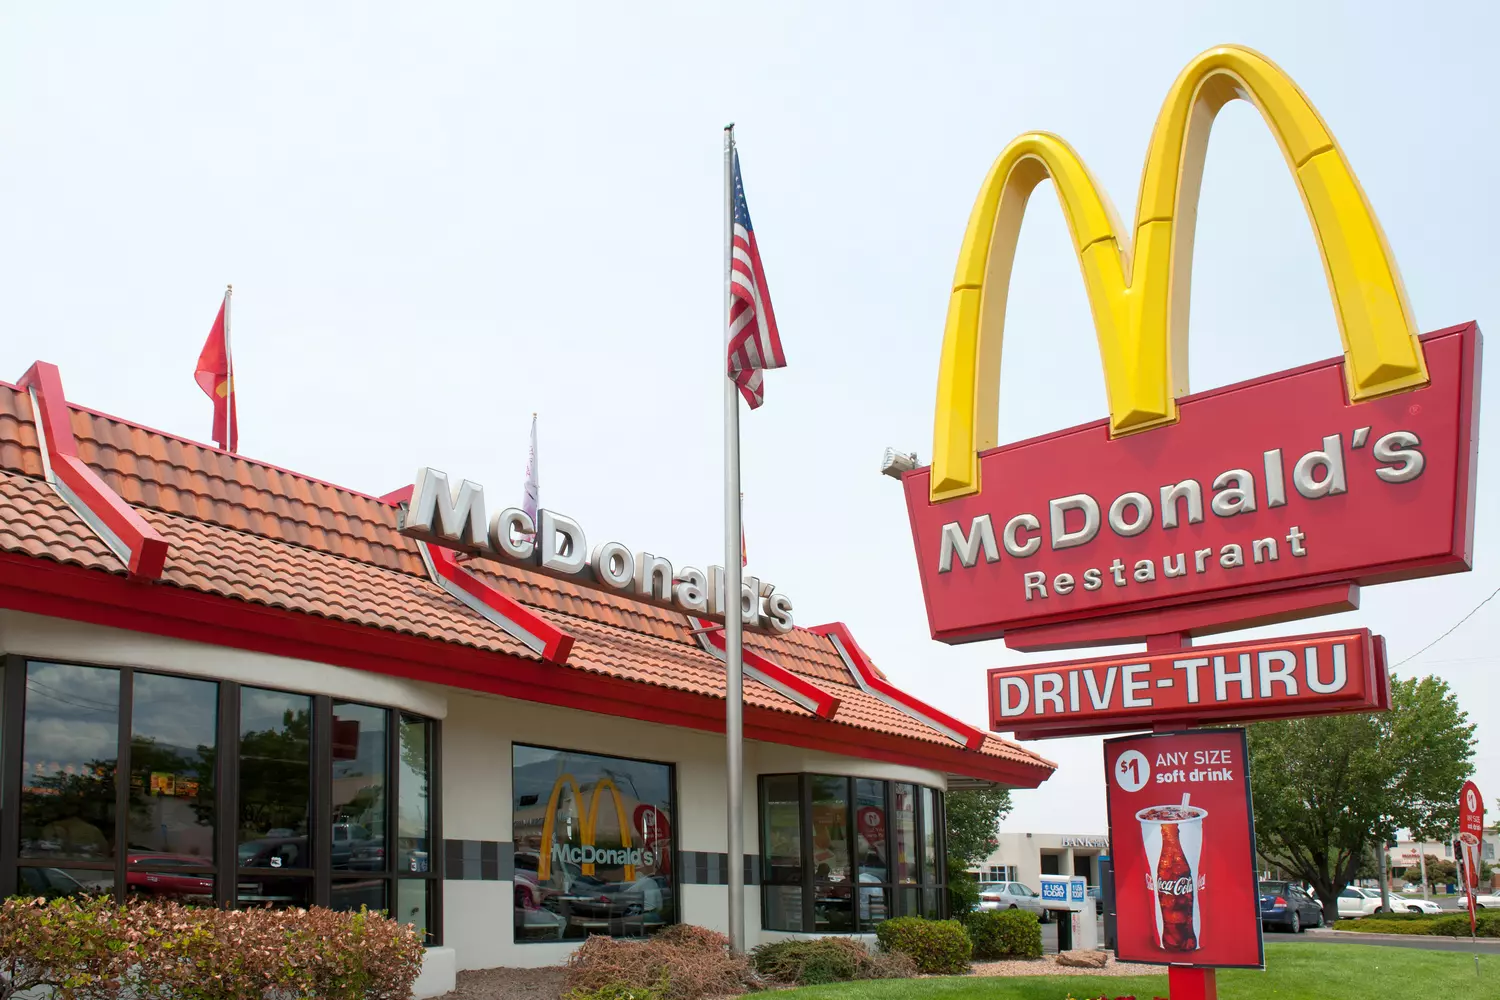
left=810, top=622, right=987, bottom=750
left=418, top=539, right=574, bottom=664
left=14, top=362, right=168, bottom=581
left=688, top=616, right=841, bottom=719
left=0, top=549, right=1049, bottom=786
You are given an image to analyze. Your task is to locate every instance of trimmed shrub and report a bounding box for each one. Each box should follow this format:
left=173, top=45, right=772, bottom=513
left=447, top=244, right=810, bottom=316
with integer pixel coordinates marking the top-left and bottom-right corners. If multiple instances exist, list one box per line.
left=562, top=926, right=755, bottom=1000
left=1346, top=910, right=1498, bottom=937
left=874, top=916, right=972, bottom=975
left=966, top=908, right=1043, bottom=960
left=750, top=937, right=917, bottom=986
left=0, top=896, right=424, bottom=1000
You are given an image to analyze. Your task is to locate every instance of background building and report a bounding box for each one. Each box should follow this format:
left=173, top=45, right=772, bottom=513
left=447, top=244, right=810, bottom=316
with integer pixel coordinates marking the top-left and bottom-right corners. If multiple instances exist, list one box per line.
left=971, top=832, right=1110, bottom=889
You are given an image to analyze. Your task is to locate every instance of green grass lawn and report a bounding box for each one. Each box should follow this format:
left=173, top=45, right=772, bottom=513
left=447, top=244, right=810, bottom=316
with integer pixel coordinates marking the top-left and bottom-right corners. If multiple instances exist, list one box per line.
left=762, top=943, right=1497, bottom=999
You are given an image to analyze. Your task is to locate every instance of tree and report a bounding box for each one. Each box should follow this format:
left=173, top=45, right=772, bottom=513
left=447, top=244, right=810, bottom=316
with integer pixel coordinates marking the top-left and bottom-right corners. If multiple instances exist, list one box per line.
left=1247, top=675, right=1475, bottom=923
left=944, top=787, right=1012, bottom=917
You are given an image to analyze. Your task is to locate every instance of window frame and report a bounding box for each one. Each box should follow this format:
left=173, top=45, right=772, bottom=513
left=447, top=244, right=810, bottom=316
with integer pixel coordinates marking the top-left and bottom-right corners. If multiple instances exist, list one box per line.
left=0, top=655, right=442, bottom=946
left=757, top=772, right=946, bottom=933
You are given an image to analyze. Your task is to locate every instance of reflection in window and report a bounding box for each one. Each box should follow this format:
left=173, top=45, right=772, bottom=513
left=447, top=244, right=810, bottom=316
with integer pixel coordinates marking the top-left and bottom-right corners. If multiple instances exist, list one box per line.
left=920, top=787, right=938, bottom=884
left=17, top=866, right=115, bottom=899
left=235, top=874, right=312, bottom=909
left=398, top=716, right=431, bottom=874
left=811, top=776, right=852, bottom=932
left=331, top=703, right=385, bottom=873
left=331, top=878, right=386, bottom=914
left=893, top=783, right=917, bottom=885
left=21, top=663, right=120, bottom=861
left=513, top=744, right=676, bottom=943
left=397, top=878, right=431, bottom=945
left=126, top=860, right=214, bottom=905
left=761, top=775, right=803, bottom=931
left=238, top=689, right=311, bottom=870
left=759, top=775, right=945, bottom=933
left=856, top=779, right=889, bottom=928
left=129, top=673, right=216, bottom=866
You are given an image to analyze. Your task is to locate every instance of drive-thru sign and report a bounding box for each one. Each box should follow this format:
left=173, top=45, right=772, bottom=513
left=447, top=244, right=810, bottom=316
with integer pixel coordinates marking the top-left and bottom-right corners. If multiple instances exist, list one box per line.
left=900, top=43, right=1481, bottom=1000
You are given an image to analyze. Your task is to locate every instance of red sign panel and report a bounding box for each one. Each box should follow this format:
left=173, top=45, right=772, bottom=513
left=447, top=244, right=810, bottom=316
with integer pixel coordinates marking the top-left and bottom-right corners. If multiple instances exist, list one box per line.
left=904, top=325, right=1481, bottom=647
left=1104, top=729, right=1262, bottom=969
left=1460, top=779, right=1485, bottom=845
left=990, top=629, right=1389, bottom=740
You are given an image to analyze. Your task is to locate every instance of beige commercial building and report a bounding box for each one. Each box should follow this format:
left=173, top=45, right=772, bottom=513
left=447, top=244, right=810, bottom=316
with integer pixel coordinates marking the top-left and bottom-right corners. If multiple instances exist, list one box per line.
left=972, top=832, right=1111, bottom=890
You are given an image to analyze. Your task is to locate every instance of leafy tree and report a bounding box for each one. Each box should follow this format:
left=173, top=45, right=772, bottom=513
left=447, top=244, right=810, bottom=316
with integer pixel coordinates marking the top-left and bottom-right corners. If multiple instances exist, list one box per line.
left=944, top=787, right=1012, bottom=917
left=1247, top=675, right=1475, bottom=922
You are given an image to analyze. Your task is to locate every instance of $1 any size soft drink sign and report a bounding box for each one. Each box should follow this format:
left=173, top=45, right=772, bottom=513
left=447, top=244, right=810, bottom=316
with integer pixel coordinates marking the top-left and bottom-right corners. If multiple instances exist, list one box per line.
left=1103, top=728, right=1264, bottom=969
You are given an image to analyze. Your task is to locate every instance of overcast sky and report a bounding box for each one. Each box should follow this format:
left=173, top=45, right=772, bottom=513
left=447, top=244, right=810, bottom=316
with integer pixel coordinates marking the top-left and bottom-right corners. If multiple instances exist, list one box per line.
left=1, top=2, right=1495, bottom=834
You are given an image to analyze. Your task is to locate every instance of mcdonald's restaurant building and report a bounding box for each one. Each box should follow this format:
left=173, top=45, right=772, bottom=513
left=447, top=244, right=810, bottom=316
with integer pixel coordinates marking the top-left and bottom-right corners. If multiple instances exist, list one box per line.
left=0, top=365, right=1054, bottom=996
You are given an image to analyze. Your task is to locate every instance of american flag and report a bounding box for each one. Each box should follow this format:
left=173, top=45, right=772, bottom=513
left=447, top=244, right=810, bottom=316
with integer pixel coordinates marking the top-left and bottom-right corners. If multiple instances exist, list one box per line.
left=727, top=150, right=785, bottom=409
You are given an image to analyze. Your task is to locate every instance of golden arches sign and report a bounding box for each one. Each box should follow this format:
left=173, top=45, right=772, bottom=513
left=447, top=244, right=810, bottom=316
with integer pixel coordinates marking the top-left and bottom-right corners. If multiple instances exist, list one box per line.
left=537, top=773, right=636, bottom=882
left=930, top=44, right=1429, bottom=503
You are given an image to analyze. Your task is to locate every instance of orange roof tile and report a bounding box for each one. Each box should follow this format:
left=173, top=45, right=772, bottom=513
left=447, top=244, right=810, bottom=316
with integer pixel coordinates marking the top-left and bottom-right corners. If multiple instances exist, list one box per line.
left=0, top=381, right=1053, bottom=781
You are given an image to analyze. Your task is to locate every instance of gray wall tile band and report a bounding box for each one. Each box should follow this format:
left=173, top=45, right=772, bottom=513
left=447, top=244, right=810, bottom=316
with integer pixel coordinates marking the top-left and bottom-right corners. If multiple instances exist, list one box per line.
left=444, top=839, right=513, bottom=881
left=680, top=851, right=760, bottom=886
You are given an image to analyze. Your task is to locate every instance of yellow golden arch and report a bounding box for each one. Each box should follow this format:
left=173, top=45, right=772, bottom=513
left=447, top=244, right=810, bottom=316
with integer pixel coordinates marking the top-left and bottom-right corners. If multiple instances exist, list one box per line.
left=537, top=773, right=636, bottom=882
left=930, top=44, right=1428, bottom=502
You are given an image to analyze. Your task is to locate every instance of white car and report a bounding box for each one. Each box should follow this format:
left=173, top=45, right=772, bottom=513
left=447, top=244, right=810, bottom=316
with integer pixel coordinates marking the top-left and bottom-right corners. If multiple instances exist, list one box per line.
left=977, top=881, right=1050, bottom=922
left=1336, top=886, right=1384, bottom=918
left=1387, top=893, right=1443, bottom=914
left=1459, top=888, right=1500, bottom=909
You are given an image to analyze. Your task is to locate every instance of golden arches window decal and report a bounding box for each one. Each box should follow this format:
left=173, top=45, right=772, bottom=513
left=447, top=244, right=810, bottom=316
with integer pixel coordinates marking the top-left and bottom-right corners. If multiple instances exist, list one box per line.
left=930, top=44, right=1429, bottom=503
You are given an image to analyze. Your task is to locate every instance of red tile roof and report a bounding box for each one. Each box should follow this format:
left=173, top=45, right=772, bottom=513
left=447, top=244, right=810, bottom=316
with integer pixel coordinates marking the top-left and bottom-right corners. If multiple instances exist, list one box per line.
left=0, top=380, right=1053, bottom=784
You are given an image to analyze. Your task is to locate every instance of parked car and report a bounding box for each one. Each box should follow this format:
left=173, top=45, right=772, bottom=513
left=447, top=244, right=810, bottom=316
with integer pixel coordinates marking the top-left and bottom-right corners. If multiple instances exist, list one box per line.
left=977, top=881, right=1050, bottom=923
left=1336, top=886, right=1384, bottom=918
left=1386, top=893, right=1442, bottom=914
left=1458, top=888, right=1500, bottom=909
left=126, top=853, right=214, bottom=900
left=1259, top=881, right=1323, bottom=932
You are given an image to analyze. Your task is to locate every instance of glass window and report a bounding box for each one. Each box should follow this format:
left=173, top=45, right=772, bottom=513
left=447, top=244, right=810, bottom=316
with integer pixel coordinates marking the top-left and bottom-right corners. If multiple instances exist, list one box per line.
left=398, top=715, right=431, bottom=874
left=235, top=873, right=312, bottom=908
left=760, top=775, right=944, bottom=932
left=810, top=776, right=852, bottom=932
left=761, top=775, right=804, bottom=931
left=331, top=877, right=387, bottom=913
left=17, top=865, right=115, bottom=899
left=920, top=787, right=938, bottom=884
left=129, top=673, right=216, bottom=867
left=331, top=702, right=386, bottom=873
left=893, top=783, right=917, bottom=884
left=513, top=744, right=676, bottom=942
left=396, top=878, right=432, bottom=945
left=21, top=663, right=120, bottom=861
left=238, top=689, right=312, bottom=870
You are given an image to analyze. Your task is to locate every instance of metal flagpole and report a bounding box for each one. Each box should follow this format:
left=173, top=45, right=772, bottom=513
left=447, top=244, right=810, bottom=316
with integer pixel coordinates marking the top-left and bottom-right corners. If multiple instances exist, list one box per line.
left=224, top=284, right=235, bottom=453
left=722, top=122, right=746, bottom=953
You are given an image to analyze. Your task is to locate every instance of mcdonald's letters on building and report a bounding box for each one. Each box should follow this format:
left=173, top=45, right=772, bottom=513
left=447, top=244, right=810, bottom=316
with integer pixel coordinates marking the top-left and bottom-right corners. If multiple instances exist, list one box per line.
left=905, top=43, right=1481, bottom=649
left=1104, top=729, right=1262, bottom=969
left=990, top=628, right=1390, bottom=739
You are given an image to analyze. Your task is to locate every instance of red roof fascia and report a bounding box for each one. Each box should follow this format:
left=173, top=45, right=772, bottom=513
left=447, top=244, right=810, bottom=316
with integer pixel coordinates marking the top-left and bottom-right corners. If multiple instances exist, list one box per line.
left=0, top=549, right=1048, bottom=786
left=14, top=362, right=167, bottom=580
left=810, top=622, right=987, bottom=750
left=687, top=616, right=841, bottom=719
left=380, top=484, right=574, bottom=664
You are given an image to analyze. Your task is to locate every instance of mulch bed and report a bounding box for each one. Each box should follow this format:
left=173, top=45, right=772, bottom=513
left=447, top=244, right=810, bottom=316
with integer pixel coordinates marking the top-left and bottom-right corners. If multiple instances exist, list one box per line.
left=433, top=966, right=566, bottom=1000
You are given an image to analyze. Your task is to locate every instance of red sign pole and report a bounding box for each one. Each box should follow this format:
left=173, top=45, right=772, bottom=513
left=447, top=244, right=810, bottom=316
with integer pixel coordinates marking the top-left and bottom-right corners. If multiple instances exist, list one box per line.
left=1146, top=635, right=1220, bottom=1000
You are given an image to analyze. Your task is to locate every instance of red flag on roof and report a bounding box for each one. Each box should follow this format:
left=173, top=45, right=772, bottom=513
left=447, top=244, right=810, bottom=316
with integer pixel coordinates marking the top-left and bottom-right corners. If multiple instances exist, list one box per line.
left=194, top=288, right=237, bottom=452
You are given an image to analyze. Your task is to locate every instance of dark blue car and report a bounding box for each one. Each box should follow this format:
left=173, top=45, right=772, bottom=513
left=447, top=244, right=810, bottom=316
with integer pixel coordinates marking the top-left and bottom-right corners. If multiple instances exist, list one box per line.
left=1258, top=880, right=1323, bottom=932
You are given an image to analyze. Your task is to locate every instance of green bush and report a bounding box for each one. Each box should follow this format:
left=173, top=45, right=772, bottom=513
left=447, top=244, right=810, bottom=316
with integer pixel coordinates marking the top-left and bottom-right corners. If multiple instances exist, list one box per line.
left=874, top=916, right=973, bottom=975
left=1339, top=910, right=1498, bottom=938
left=966, top=908, right=1043, bottom=960
left=750, top=937, right=917, bottom=986
left=946, top=867, right=981, bottom=921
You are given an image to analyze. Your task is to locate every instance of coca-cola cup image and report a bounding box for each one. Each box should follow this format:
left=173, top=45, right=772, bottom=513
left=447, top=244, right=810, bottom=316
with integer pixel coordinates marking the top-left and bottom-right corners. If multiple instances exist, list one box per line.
left=1136, top=795, right=1206, bottom=953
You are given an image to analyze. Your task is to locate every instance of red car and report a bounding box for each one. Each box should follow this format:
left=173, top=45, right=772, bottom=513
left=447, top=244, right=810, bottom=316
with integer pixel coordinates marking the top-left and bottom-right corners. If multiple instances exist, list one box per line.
left=127, top=853, right=214, bottom=900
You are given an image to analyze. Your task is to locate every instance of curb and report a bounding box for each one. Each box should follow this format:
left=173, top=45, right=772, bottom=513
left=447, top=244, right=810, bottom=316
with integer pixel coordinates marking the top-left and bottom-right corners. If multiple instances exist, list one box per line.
left=1325, top=929, right=1500, bottom=946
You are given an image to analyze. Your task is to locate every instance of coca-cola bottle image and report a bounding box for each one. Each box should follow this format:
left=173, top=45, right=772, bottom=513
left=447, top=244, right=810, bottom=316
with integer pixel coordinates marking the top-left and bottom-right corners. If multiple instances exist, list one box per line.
left=1137, top=803, right=1207, bottom=953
